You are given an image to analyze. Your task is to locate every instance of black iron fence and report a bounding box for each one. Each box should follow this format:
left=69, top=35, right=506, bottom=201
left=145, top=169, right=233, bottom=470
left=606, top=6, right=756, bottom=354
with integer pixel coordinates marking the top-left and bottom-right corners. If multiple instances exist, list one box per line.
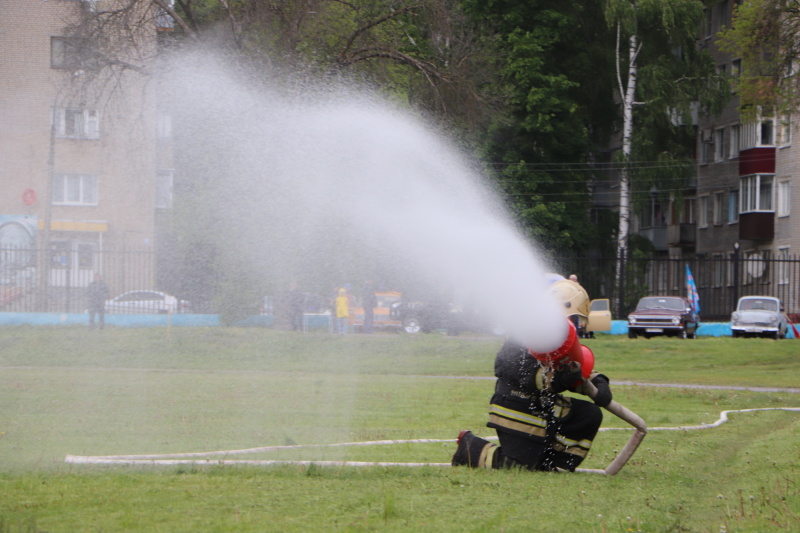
left=559, top=252, right=800, bottom=321
left=2, top=246, right=800, bottom=321
left=1, top=246, right=157, bottom=313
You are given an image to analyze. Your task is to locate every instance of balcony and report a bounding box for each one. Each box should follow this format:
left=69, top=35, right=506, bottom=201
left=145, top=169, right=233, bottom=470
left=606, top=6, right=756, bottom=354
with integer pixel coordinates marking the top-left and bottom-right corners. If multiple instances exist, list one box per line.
left=739, top=211, right=774, bottom=241
left=667, top=223, right=696, bottom=248
left=639, top=226, right=668, bottom=251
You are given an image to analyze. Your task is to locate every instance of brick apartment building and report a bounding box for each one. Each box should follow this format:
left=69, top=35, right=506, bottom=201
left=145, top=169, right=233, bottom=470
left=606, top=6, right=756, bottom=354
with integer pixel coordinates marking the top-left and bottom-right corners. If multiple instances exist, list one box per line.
left=616, top=1, right=799, bottom=312
left=692, top=2, right=799, bottom=261
left=0, top=0, right=172, bottom=299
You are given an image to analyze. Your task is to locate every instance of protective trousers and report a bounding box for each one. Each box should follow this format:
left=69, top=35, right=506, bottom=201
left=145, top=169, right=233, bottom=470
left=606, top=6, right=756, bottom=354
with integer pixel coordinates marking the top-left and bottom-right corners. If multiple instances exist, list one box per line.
left=454, top=397, right=602, bottom=472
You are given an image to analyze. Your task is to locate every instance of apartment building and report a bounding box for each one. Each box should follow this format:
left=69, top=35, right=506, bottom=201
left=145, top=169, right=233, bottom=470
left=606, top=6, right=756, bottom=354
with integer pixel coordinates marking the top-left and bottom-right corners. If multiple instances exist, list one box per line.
left=689, top=0, right=797, bottom=305
left=0, top=0, right=172, bottom=298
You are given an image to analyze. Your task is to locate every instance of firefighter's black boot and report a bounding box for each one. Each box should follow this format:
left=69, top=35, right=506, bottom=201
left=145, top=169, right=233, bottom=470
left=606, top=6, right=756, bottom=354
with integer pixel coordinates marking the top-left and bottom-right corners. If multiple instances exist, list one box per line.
left=451, top=431, right=499, bottom=468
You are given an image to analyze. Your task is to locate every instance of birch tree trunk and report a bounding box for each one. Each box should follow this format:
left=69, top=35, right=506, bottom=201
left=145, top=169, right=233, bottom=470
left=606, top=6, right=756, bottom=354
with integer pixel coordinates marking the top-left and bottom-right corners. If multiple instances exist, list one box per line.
left=615, top=31, right=639, bottom=312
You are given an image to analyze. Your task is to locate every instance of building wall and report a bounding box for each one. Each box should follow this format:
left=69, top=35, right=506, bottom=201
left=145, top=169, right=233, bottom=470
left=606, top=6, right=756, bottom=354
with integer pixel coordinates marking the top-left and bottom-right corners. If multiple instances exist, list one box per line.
left=0, top=0, right=161, bottom=291
left=694, top=0, right=798, bottom=263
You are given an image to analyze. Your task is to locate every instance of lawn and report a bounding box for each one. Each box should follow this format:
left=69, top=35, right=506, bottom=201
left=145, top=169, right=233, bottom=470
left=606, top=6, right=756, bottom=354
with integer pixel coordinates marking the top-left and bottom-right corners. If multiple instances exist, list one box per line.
left=1, top=326, right=799, bottom=532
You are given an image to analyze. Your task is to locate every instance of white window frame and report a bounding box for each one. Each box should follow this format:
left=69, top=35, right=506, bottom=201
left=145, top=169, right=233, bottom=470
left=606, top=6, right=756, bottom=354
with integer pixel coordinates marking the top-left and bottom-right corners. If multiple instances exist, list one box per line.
left=729, top=124, right=739, bottom=158
left=740, top=174, right=773, bottom=213
left=777, top=114, right=792, bottom=147
left=777, top=247, right=790, bottom=285
left=52, top=174, right=98, bottom=206
left=777, top=179, right=791, bottom=217
left=52, top=107, right=99, bottom=139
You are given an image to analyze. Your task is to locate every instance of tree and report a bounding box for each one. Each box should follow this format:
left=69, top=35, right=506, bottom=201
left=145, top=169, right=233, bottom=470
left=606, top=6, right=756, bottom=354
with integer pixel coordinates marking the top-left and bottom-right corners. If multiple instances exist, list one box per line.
left=717, top=0, right=800, bottom=118
left=461, top=0, right=618, bottom=256
left=603, top=0, right=729, bottom=287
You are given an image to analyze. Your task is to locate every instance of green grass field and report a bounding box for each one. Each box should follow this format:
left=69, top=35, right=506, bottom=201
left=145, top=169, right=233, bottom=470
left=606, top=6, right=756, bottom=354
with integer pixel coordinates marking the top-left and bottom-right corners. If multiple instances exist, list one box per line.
left=1, top=326, right=799, bottom=532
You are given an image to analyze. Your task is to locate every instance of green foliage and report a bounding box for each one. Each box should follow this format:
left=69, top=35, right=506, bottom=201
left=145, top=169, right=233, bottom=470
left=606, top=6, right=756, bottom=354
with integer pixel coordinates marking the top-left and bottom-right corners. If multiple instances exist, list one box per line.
left=717, top=0, right=800, bottom=117
left=464, top=0, right=617, bottom=256
left=0, top=329, right=799, bottom=531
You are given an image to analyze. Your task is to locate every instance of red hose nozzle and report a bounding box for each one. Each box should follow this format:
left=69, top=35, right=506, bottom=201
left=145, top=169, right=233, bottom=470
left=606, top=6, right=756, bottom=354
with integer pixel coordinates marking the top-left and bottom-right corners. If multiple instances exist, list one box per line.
left=528, top=319, right=594, bottom=379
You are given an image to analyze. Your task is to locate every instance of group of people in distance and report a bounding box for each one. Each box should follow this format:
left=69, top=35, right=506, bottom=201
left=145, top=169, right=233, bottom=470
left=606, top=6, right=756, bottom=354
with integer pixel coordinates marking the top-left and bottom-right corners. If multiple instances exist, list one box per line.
left=288, top=281, right=377, bottom=335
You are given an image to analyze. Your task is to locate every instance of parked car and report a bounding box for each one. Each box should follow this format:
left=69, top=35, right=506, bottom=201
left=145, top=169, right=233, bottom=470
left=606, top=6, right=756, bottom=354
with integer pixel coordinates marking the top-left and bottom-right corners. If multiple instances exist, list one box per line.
left=585, top=298, right=612, bottom=338
left=389, top=297, right=499, bottom=335
left=349, top=290, right=404, bottom=331
left=627, top=296, right=698, bottom=339
left=389, top=298, right=452, bottom=334
left=730, top=296, right=789, bottom=339
left=105, top=290, right=191, bottom=314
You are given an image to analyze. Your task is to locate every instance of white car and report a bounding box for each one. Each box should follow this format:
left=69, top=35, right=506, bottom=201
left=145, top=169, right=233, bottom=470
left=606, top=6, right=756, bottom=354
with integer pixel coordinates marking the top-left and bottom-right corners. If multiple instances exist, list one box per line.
left=105, top=290, right=191, bottom=314
left=731, top=296, right=789, bottom=339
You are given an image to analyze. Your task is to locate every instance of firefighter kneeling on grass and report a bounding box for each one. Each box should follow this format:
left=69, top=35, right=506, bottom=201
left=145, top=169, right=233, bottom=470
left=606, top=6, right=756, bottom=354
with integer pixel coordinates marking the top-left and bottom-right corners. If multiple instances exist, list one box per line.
left=452, top=290, right=613, bottom=472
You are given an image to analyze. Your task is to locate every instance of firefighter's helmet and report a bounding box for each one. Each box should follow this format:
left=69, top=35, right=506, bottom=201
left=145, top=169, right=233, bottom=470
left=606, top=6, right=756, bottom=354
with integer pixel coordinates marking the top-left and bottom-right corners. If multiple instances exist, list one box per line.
left=549, top=279, right=590, bottom=318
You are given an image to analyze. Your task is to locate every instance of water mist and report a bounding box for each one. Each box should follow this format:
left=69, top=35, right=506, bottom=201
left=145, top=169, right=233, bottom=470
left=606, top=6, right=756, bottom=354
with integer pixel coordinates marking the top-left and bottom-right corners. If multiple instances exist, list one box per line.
left=162, top=50, right=568, bottom=351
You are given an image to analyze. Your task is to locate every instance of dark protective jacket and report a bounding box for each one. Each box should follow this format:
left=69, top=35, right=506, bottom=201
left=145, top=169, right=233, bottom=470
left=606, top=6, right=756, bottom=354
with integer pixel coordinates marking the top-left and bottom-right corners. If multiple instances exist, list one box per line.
left=486, top=339, right=604, bottom=465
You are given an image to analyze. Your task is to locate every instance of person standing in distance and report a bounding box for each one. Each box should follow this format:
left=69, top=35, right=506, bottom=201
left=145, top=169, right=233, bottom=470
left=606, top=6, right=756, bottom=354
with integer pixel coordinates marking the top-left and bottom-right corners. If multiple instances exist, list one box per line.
left=86, top=273, right=109, bottom=329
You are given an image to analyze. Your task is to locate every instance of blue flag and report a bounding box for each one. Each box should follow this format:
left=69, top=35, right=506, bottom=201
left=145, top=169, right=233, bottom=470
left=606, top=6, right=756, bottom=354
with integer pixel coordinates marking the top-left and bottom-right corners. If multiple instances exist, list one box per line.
left=686, top=264, right=700, bottom=315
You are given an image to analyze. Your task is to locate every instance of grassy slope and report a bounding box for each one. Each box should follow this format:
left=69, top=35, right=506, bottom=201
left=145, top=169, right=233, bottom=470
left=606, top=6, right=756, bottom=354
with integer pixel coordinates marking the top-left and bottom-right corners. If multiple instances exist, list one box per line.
left=1, top=327, right=798, bottom=531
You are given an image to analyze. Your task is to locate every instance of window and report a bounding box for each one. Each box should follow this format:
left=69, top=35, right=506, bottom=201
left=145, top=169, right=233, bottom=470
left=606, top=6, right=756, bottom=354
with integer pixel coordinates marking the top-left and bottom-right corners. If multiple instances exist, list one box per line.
left=157, top=0, right=176, bottom=30
left=51, top=37, right=96, bottom=69
left=681, top=197, right=695, bottom=224
left=728, top=190, right=739, bottom=223
left=713, top=192, right=724, bottom=225
left=52, top=108, right=99, bottom=139
left=52, top=174, right=98, bottom=206
left=712, top=254, right=724, bottom=287
left=777, top=247, right=790, bottom=285
left=717, top=0, right=730, bottom=29
left=777, top=179, right=791, bottom=217
left=700, top=134, right=712, bottom=164
left=77, top=243, right=96, bottom=270
left=759, top=118, right=774, bottom=146
left=731, top=59, right=741, bottom=77
left=51, top=241, right=71, bottom=269
left=698, top=196, right=709, bottom=228
left=777, top=115, right=792, bottom=147
left=714, top=128, right=725, bottom=162
left=740, top=175, right=773, bottom=212
left=729, top=125, right=739, bottom=158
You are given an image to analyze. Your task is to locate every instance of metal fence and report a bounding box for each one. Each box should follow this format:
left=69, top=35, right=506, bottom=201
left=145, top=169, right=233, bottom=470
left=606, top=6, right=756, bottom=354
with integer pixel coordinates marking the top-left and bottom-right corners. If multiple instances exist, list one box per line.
left=2, top=246, right=800, bottom=321
left=559, top=252, right=800, bottom=322
left=1, top=246, right=157, bottom=313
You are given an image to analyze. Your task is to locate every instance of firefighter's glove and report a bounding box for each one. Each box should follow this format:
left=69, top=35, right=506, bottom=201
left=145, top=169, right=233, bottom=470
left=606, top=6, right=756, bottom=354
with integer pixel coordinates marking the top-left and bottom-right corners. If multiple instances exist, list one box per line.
left=591, top=374, right=613, bottom=408
left=552, top=361, right=582, bottom=393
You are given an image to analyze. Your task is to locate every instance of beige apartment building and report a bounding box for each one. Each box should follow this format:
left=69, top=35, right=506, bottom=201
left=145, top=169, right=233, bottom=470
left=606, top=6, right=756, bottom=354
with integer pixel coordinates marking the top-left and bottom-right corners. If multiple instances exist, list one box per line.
left=1, top=0, right=172, bottom=303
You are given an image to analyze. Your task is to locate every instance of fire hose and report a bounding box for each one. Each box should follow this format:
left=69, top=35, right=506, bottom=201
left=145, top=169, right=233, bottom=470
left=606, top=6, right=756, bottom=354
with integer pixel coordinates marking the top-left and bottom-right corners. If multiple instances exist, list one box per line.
left=574, top=378, right=648, bottom=475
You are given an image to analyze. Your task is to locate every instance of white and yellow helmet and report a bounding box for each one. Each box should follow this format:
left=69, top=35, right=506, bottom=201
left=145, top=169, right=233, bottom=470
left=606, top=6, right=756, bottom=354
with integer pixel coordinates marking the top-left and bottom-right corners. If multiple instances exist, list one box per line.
left=549, top=279, right=590, bottom=318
